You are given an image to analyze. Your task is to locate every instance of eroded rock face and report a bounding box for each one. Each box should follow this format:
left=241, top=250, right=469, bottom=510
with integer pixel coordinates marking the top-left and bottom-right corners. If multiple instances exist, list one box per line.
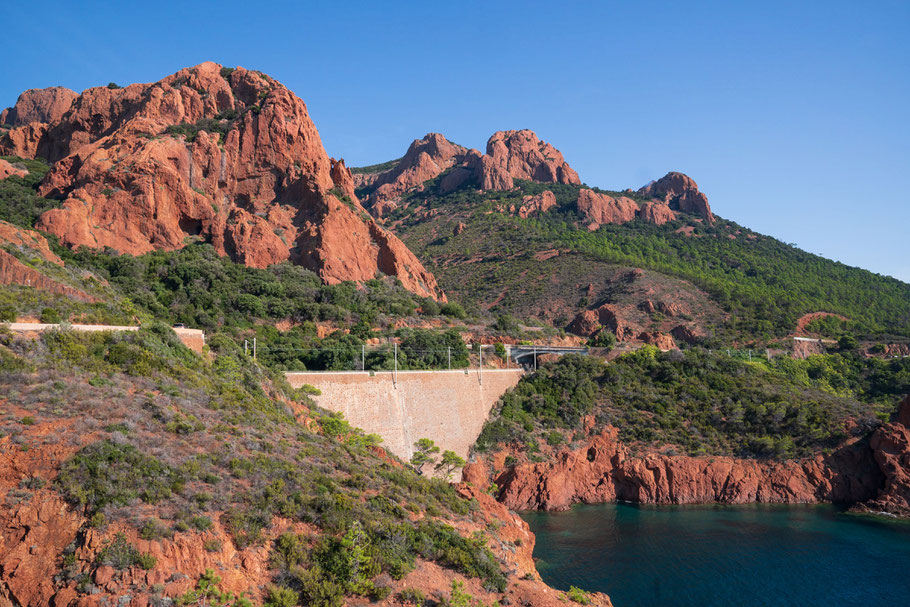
left=516, top=190, right=557, bottom=218
left=857, top=396, right=910, bottom=516
left=576, top=189, right=638, bottom=228
left=0, top=86, right=77, bottom=127
left=480, top=426, right=884, bottom=512
left=1, top=62, right=444, bottom=300
left=638, top=200, right=677, bottom=225
left=357, top=133, right=469, bottom=212
left=639, top=171, right=714, bottom=223
left=353, top=129, right=580, bottom=215
left=481, top=129, right=581, bottom=190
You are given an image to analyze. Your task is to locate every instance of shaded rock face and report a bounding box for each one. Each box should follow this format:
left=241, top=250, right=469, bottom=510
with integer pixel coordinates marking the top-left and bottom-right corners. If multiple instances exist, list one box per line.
left=355, top=133, right=471, bottom=213
left=857, top=396, right=910, bottom=516
left=639, top=171, right=714, bottom=223
left=353, top=130, right=580, bottom=215
left=0, top=86, right=77, bottom=127
left=1, top=62, right=444, bottom=300
left=476, top=426, right=884, bottom=512
left=566, top=303, right=623, bottom=338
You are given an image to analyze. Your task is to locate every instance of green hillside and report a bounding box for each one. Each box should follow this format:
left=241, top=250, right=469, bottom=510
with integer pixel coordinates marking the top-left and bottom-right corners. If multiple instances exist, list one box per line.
left=385, top=176, right=910, bottom=341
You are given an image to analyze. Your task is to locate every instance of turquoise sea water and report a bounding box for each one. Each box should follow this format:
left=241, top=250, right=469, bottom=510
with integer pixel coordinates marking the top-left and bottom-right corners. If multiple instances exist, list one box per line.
left=522, top=503, right=910, bottom=607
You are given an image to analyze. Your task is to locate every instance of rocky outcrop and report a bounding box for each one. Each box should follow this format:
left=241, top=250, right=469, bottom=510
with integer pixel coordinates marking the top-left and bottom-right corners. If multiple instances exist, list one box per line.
left=0, top=222, right=99, bottom=302
left=671, top=324, right=704, bottom=344
left=856, top=396, right=910, bottom=516
left=637, top=331, right=677, bottom=350
left=566, top=303, right=625, bottom=339
left=639, top=171, right=714, bottom=223
left=356, top=133, right=470, bottom=213
left=638, top=200, right=677, bottom=225
left=0, top=159, right=28, bottom=180
left=480, top=129, right=580, bottom=190
left=0, top=220, right=63, bottom=265
left=0, top=249, right=98, bottom=302
left=576, top=189, right=638, bottom=228
left=478, top=426, right=884, bottom=512
left=353, top=130, right=580, bottom=214
left=0, top=122, right=48, bottom=159
left=0, top=86, right=77, bottom=127
left=513, top=190, right=557, bottom=218
left=2, top=62, right=444, bottom=300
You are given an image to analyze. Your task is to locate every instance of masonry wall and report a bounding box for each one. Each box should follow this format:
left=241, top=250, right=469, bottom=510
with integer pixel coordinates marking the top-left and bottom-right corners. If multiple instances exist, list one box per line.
left=285, top=369, right=523, bottom=463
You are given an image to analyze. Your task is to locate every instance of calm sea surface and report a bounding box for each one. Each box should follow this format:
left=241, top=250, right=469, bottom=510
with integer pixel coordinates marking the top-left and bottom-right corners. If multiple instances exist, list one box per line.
left=522, top=502, right=910, bottom=607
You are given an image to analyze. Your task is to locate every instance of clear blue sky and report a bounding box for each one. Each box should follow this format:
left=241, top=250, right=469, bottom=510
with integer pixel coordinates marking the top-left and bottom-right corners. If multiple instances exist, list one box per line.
left=5, top=1, right=909, bottom=281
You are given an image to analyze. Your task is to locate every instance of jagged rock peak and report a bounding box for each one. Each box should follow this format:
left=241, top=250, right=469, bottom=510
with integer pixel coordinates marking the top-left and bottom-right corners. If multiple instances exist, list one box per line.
left=483, top=129, right=581, bottom=190
left=639, top=171, right=714, bottom=223
left=0, top=61, right=445, bottom=301
left=352, top=128, right=581, bottom=216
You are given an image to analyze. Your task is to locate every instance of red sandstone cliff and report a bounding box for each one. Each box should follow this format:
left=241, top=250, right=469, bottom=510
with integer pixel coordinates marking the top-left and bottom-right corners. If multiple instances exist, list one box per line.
left=854, top=395, right=910, bottom=516
left=466, top=412, right=910, bottom=514
left=0, top=62, right=444, bottom=300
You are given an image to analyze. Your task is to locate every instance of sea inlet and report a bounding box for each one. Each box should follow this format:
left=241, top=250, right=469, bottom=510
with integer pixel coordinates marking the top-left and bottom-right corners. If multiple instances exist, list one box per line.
left=522, top=502, right=910, bottom=607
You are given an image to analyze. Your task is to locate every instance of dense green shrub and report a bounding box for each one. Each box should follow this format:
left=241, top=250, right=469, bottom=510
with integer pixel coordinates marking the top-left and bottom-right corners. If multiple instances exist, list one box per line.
left=477, top=350, right=891, bottom=458
left=57, top=441, right=184, bottom=513
left=394, top=178, right=910, bottom=339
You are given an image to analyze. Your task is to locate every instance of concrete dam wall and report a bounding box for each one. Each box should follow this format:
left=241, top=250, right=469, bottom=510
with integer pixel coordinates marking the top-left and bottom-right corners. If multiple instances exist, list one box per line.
left=285, top=369, right=523, bottom=463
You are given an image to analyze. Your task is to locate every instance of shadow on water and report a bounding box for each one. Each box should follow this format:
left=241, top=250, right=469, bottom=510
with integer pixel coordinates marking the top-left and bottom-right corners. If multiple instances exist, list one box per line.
left=522, top=502, right=910, bottom=607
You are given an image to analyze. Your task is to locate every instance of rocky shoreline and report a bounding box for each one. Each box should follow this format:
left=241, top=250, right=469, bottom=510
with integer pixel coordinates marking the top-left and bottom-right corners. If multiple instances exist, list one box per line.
left=465, top=396, right=910, bottom=517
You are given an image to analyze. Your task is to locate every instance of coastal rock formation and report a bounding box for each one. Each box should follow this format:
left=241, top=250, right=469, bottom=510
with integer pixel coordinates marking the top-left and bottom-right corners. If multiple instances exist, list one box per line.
left=857, top=396, right=910, bottom=516
left=0, top=86, right=77, bottom=127
left=576, top=189, right=638, bottom=228
left=473, top=425, right=884, bottom=512
left=1, top=62, right=444, bottom=300
left=638, top=171, right=714, bottom=223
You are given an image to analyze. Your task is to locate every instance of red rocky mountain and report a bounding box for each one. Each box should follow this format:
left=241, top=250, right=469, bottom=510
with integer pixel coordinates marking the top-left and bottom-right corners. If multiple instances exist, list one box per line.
left=0, top=62, right=445, bottom=300
left=352, top=131, right=715, bottom=226
left=354, top=129, right=580, bottom=216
